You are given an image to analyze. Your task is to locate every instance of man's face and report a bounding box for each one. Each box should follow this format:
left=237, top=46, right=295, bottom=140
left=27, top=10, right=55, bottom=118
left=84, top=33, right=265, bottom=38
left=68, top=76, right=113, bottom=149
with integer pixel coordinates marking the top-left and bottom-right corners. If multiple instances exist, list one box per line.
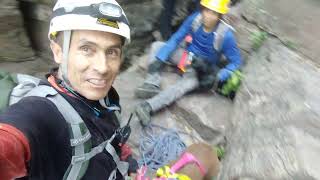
left=201, top=6, right=220, bottom=29
left=52, top=30, right=123, bottom=100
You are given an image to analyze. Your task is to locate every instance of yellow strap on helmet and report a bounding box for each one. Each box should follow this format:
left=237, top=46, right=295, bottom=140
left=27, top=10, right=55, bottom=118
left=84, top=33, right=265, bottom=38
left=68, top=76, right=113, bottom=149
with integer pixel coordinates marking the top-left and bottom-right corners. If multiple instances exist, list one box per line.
left=50, top=31, right=58, bottom=40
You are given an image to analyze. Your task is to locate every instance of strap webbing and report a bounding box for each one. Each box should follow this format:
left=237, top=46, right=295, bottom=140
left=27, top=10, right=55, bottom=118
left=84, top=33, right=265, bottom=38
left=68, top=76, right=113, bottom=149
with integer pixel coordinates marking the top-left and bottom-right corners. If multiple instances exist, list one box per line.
left=214, top=19, right=234, bottom=52
left=62, top=30, right=72, bottom=85
left=25, top=86, right=90, bottom=180
left=105, top=142, right=129, bottom=176
left=25, top=85, right=129, bottom=179
left=191, top=14, right=202, bottom=33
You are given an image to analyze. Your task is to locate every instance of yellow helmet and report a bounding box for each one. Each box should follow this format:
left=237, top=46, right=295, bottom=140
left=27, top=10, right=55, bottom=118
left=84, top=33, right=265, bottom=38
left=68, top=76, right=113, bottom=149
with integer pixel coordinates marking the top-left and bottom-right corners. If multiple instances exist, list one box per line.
left=200, top=0, right=230, bottom=14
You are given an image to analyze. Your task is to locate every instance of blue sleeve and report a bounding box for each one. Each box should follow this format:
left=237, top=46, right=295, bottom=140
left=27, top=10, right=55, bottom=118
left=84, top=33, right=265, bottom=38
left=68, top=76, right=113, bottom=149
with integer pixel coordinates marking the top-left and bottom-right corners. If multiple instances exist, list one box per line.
left=221, top=30, right=242, bottom=71
left=156, top=12, right=199, bottom=62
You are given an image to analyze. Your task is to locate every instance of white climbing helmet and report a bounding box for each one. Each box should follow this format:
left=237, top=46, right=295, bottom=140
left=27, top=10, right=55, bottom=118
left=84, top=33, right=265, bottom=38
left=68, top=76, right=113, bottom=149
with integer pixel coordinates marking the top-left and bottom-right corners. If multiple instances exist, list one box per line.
left=48, top=0, right=130, bottom=43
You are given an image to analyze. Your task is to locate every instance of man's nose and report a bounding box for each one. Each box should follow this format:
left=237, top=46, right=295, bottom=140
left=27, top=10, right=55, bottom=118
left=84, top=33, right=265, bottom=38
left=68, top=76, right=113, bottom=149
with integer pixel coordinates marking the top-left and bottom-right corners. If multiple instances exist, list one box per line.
left=93, top=53, right=109, bottom=74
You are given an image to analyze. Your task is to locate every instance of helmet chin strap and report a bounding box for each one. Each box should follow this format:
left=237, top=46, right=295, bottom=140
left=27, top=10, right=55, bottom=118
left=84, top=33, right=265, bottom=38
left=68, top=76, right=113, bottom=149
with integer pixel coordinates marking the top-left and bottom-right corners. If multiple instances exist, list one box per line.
left=61, top=30, right=72, bottom=89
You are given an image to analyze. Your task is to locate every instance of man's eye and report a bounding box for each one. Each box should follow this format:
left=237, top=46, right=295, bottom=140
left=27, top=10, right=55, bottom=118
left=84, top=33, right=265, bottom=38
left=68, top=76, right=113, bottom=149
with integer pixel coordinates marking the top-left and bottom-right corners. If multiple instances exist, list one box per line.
left=106, top=49, right=120, bottom=57
left=80, top=46, right=88, bottom=52
left=80, top=46, right=94, bottom=55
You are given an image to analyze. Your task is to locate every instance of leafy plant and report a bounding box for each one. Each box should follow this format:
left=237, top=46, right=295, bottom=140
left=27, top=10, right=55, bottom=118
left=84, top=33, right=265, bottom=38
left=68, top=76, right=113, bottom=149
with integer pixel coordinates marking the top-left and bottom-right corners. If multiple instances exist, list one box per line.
left=250, top=30, right=268, bottom=51
left=283, top=40, right=298, bottom=50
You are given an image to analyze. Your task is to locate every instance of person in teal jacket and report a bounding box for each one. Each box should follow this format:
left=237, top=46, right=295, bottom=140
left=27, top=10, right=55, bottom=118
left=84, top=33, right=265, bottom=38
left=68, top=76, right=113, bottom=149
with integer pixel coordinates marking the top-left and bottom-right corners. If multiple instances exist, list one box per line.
left=135, top=0, right=242, bottom=126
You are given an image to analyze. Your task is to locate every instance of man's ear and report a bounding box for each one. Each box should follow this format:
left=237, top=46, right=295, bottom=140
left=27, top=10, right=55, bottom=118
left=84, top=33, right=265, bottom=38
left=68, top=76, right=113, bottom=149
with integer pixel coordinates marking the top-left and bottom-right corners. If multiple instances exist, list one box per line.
left=50, top=40, right=63, bottom=64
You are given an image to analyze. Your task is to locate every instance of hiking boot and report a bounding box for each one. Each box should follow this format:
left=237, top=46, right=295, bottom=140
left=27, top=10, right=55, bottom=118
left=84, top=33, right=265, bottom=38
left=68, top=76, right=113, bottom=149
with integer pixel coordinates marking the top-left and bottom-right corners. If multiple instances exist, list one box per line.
left=134, top=83, right=160, bottom=99
left=134, top=102, right=152, bottom=127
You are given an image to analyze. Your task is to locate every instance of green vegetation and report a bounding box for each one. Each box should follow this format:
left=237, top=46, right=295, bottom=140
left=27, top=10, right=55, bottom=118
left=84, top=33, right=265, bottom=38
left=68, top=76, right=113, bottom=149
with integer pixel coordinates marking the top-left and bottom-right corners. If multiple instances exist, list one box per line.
left=215, top=146, right=225, bottom=160
left=250, top=30, right=268, bottom=51
left=283, top=39, right=298, bottom=50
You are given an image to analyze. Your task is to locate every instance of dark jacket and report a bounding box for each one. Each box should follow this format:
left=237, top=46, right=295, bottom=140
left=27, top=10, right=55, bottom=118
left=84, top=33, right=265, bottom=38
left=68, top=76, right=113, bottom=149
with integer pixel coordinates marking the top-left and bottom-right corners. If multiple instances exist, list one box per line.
left=0, top=78, right=124, bottom=180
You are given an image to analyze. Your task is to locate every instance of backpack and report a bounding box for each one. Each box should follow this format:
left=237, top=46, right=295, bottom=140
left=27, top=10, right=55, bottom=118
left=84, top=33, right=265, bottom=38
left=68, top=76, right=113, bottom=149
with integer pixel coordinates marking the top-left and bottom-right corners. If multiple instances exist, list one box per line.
left=0, top=72, right=129, bottom=180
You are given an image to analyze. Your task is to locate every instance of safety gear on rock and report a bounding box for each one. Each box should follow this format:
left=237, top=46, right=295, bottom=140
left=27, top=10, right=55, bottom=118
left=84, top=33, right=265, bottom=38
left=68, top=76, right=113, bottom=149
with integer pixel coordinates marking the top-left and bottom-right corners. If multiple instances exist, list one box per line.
left=134, top=101, right=152, bottom=127
left=49, top=0, right=130, bottom=43
left=156, top=166, right=191, bottom=180
left=200, top=0, right=231, bottom=14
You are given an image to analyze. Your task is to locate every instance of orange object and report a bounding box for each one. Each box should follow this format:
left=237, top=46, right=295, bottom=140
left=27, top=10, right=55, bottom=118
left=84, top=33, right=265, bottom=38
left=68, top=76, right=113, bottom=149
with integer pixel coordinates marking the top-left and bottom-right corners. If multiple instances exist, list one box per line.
left=178, top=51, right=189, bottom=72
left=178, top=35, right=193, bottom=72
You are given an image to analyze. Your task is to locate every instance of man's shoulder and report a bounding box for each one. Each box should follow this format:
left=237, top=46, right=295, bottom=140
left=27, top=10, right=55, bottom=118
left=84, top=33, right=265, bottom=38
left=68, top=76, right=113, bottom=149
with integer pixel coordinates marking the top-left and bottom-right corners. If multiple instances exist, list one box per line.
left=5, top=96, right=57, bottom=114
left=0, top=95, right=63, bottom=130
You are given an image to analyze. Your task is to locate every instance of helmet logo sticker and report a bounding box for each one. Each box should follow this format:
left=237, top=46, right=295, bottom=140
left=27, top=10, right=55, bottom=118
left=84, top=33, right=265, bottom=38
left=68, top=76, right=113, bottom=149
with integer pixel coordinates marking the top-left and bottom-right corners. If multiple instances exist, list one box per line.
left=210, top=1, right=219, bottom=7
left=97, top=18, right=119, bottom=29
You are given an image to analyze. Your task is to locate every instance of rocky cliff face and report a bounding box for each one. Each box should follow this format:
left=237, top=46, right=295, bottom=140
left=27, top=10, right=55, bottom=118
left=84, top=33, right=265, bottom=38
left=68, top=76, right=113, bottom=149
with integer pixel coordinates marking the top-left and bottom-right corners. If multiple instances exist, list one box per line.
left=1, top=0, right=320, bottom=179
left=219, top=38, right=320, bottom=179
left=0, top=0, right=35, bottom=62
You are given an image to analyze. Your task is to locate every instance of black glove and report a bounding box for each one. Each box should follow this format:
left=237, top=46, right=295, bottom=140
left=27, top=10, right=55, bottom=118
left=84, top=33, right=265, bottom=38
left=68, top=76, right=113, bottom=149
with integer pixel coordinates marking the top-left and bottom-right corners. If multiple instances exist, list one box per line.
left=198, top=73, right=216, bottom=90
left=191, top=56, right=218, bottom=90
left=126, top=155, right=139, bottom=174
left=191, top=56, right=211, bottom=74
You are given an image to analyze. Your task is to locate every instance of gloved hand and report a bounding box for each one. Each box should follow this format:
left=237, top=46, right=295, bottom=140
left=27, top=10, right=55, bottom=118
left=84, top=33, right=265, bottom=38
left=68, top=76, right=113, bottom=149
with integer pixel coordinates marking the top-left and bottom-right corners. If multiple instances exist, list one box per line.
left=217, top=68, right=232, bottom=82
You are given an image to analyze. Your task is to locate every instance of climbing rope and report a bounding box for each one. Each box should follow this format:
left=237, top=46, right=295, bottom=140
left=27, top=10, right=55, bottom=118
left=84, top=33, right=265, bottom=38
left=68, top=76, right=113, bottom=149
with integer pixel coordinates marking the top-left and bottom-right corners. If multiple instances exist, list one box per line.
left=138, top=124, right=187, bottom=171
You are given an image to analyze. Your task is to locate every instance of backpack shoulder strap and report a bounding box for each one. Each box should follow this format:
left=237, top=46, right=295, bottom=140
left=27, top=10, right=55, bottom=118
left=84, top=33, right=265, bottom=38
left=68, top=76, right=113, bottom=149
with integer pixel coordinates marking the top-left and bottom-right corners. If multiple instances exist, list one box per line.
left=25, top=85, right=92, bottom=180
left=48, top=93, right=92, bottom=180
left=190, top=15, right=234, bottom=53
left=213, top=19, right=235, bottom=52
left=191, top=13, right=202, bottom=33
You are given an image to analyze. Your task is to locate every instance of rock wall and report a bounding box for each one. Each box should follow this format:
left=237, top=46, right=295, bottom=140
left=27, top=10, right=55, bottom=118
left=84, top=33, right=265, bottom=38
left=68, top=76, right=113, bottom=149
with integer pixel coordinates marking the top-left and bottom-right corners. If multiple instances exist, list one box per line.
left=242, top=0, right=320, bottom=63
left=218, top=38, right=320, bottom=180
left=0, top=0, right=35, bottom=62
left=1, top=0, right=320, bottom=178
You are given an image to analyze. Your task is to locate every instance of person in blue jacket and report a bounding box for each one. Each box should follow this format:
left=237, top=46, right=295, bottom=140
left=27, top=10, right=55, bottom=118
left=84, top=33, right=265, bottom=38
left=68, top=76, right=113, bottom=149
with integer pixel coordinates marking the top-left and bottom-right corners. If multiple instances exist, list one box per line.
left=134, top=0, right=242, bottom=126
